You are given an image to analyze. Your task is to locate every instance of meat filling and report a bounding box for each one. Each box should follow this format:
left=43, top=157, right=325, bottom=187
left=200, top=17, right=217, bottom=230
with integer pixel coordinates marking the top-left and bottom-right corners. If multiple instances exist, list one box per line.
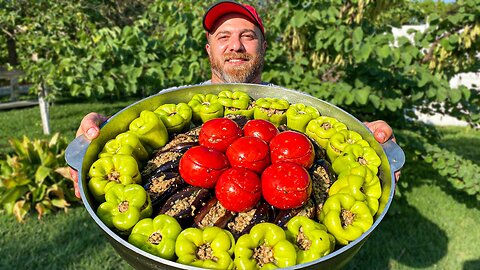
left=296, top=227, right=312, bottom=251
left=227, top=209, right=256, bottom=233
left=164, top=191, right=199, bottom=216
left=196, top=243, right=217, bottom=262
left=148, top=175, right=175, bottom=194
left=142, top=152, right=182, bottom=176
left=253, top=243, right=275, bottom=268
left=148, top=232, right=162, bottom=245
left=199, top=201, right=227, bottom=229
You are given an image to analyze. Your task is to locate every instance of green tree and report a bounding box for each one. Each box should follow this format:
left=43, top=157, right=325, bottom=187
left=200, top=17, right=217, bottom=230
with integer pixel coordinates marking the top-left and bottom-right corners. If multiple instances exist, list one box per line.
left=1, top=0, right=479, bottom=197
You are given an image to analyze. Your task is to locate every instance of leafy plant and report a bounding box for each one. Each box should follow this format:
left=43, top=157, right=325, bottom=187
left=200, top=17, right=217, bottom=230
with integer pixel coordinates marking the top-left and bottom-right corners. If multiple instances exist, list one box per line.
left=0, top=133, right=78, bottom=222
left=423, top=143, right=480, bottom=200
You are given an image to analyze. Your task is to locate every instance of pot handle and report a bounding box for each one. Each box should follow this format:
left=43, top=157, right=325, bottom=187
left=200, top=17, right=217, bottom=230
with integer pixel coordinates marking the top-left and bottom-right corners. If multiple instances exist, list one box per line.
left=381, top=139, right=405, bottom=172
left=65, top=135, right=91, bottom=171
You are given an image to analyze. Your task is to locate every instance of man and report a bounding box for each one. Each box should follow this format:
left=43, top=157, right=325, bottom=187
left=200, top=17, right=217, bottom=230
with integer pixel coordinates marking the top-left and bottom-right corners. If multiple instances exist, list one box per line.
left=70, top=1, right=397, bottom=198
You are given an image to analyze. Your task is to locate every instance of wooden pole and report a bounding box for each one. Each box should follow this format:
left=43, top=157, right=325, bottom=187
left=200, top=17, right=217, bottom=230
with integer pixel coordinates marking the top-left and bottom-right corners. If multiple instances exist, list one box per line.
left=10, top=76, right=19, bottom=101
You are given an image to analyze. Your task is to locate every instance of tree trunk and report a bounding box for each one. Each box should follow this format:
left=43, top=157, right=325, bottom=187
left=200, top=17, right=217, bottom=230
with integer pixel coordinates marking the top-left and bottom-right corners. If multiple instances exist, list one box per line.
left=38, top=83, right=51, bottom=135
left=7, top=36, right=18, bottom=66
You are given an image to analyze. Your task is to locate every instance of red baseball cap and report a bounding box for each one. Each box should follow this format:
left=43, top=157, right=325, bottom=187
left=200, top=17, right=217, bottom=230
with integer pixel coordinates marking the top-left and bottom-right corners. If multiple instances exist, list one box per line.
left=203, top=1, right=265, bottom=37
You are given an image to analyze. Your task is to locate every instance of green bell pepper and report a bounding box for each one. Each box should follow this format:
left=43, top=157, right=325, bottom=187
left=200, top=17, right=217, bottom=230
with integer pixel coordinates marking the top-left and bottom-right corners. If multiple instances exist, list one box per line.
left=253, top=97, right=290, bottom=127
left=175, top=226, right=235, bottom=270
left=98, top=131, right=149, bottom=162
left=187, top=93, right=224, bottom=124
left=326, top=130, right=370, bottom=162
left=234, top=222, right=296, bottom=270
left=154, top=103, right=192, bottom=135
left=329, top=173, right=382, bottom=215
left=319, top=193, right=373, bottom=245
left=129, top=110, right=169, bottom=149
left=88, top=154, right=141, bottom=201
left=97, top=183, right=152, bottom=232
left=218, top=90, right=255, bottom=119
left=285, top=216, right=335, bottom=264
left=305, top=116, right=348, bottom=149
left=285, top=103, right=320, bottom=133
left=128, top=214, right=182, bottom=260
left=332, top=144, right=381, bottom=175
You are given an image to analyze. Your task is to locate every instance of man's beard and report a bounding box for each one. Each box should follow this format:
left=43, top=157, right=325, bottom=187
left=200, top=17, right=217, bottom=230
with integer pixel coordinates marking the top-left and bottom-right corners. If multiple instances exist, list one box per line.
left=210, top=51, right=264, bottom=83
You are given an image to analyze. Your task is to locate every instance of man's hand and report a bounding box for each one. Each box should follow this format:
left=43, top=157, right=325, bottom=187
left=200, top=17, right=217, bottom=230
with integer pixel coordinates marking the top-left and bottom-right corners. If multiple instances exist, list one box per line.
left=364, top=120, right=401, bottom=183
left=69, top=112, right=109, bottom=198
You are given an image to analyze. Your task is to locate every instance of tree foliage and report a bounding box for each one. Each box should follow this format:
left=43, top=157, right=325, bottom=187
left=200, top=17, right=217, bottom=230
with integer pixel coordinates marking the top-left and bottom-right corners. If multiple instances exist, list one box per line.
left=1, top=0, right=479, bottom=198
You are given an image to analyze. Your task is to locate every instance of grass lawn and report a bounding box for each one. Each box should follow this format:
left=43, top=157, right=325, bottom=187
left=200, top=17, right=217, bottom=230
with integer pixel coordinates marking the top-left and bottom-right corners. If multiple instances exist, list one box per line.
left=0, top=101, right=479, bottom=270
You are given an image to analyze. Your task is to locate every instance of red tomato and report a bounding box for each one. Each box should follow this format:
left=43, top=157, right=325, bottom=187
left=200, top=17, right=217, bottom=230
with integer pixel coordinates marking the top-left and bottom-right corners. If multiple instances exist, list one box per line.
left=179, top=146, right=229, bottom=188
left=261, top=162, right=312, bottom=210
left=226, top=136, right=270, bottom=174
left=269, top=131, right=315, bottom=169
left=199, top=118, right=243, bottom=152
left=215, top=167, right=261, bottom=212
left=243, top=119, right=279, bottom=143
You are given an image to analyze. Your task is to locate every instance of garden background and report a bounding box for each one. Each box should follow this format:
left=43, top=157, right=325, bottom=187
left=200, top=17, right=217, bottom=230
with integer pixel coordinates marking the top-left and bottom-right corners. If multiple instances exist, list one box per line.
left=0, top=0, right=479, bottom=269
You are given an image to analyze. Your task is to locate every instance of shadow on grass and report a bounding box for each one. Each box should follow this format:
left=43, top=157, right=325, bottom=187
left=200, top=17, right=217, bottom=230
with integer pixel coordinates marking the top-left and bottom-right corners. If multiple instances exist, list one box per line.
left=464, top=259, right=480, bottom=270
left=0, top=207, right=131, bottom=270
left=403, top=158, right=480, bottom=211
left=441, top=137, right=480, bottom=166
left=345, top=198, right=448, bottom=269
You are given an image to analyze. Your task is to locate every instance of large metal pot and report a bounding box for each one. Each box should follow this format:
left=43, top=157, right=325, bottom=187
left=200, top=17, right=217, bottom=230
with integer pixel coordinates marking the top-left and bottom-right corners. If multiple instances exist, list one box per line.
left=66, top=83, right=405, bottom=270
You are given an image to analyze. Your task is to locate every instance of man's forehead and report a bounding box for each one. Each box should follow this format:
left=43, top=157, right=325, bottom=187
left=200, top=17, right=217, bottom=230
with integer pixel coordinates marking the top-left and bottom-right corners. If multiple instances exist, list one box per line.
left=210, top=13, right=260, bottom=35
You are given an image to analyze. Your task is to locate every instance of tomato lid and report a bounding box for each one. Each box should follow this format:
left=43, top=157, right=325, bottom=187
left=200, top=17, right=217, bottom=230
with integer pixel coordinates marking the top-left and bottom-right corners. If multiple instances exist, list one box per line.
left=187, top=146, right=229, bottom=170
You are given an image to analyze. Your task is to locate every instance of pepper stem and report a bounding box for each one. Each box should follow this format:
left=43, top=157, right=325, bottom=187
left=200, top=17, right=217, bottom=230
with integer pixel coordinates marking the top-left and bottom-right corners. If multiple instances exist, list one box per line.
left=341, top=209, right=355, bottom=227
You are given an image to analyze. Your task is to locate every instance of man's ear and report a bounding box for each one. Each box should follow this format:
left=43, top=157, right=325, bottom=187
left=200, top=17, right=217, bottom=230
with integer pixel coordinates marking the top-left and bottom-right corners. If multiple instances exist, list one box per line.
left=205, top=43, right=211, bottom=57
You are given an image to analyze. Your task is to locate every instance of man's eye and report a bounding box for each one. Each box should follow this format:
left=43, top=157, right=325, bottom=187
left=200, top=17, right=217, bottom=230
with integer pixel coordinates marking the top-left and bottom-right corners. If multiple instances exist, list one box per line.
left=242, top=35, right=254, bottom=40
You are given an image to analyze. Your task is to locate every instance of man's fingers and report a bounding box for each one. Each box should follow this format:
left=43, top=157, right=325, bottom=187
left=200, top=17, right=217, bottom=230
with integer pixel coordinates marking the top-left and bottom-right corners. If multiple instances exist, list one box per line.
left=364, top=120, right=394, bottom=144
left=76, top=112, right=109, bottom=140
left=69, top=167, right=81, bottom=199
left=394, top=170, right=401, bottom=183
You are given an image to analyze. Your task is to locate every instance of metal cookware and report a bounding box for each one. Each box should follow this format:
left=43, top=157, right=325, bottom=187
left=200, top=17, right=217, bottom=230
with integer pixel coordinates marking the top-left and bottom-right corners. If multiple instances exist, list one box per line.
left=66, top=83, right=405, bottom=270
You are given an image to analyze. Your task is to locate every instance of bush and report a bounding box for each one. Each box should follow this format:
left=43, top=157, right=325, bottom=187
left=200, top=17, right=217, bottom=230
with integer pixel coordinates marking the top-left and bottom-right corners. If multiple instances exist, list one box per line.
left=0, top=133, right=78, bottom=222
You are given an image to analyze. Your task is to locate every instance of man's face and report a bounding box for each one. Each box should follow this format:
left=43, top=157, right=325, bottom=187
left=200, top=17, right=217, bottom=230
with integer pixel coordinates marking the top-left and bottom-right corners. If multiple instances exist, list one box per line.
left=206, top=14, right=267, bottom=84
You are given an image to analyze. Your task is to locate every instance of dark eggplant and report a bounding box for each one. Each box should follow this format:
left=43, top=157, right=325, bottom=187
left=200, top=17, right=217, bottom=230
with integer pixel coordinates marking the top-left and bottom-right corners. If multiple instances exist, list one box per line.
left=183, top=125, right=201, bottom=138
left=273, top=198, right=316, bottom=228
left=141, top=151, right=183, bottom=179
left=158, top=135, right=199, bottom=153
left=141, top=142, right=197, bottom=179
left=309, top=158, right=336, bottom=220
left=306, top=134, right=327, bottom=160
left=277, top=124, right=289, bottom=132
left=224, top=114, right=249, bottom=128
left=158, top=185, right=211, bottom=228
left=226, top=200, right=274, bottom=239
left=193, top=197, right=235, bottom=229
left=143, top=171, right=185, bottom=210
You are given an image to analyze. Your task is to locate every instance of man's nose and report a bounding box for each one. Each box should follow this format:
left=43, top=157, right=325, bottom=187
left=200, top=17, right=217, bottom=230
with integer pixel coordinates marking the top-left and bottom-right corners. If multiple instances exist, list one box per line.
left=228, top=36, right=245, bottom=52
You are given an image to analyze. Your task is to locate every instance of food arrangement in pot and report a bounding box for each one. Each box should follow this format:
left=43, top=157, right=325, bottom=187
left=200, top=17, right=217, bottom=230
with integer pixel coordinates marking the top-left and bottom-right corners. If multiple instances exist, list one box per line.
left=66, top=83, right=405, bottom=270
